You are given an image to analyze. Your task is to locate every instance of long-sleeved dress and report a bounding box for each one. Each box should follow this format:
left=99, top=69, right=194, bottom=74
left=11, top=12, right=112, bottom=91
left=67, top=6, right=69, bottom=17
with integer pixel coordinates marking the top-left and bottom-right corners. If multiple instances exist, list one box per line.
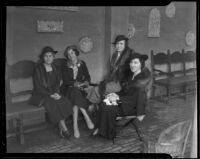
left=60, top=59, right=91, bottom=109
left=95, top=67, right=152, bottom=139
left=29, top=63, right=73, bottom=125
left=109, top=47, right=134, bottom=82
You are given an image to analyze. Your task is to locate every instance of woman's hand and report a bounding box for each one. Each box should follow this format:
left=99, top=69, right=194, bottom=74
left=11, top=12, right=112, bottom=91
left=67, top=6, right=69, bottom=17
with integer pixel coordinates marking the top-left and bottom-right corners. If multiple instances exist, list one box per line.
left=78, top=81, right=89, bottom=87
left=137, top=115, right=145, bottom=121
left=74, top=81, right=81, bottom=88
left=50, top=93, right=61, bottom=100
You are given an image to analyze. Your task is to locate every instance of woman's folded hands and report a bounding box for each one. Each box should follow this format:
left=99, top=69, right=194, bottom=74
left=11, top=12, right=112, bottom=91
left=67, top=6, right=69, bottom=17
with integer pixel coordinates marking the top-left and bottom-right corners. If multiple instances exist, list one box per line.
left=103, top=93, right=120, bottom=106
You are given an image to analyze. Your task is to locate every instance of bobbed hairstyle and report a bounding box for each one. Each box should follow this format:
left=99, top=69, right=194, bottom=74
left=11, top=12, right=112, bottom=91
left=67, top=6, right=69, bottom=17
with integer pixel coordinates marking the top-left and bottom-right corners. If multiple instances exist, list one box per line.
left=63, top=45, right=80, bottom=60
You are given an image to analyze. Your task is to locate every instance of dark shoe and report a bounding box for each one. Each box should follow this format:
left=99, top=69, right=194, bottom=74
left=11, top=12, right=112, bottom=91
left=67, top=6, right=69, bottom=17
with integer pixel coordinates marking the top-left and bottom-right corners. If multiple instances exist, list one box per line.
left=89, top=132, right=100, bottom=138
left=89, top=128, right=99, bottom=138
left=59, top=127, right=71, bottom=140
left=62, top=130, right=71, bottom=140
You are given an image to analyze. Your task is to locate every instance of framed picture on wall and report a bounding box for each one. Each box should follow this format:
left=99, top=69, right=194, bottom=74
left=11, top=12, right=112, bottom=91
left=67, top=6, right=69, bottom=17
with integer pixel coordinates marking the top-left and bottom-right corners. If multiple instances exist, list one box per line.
left=37, top=20, right=64, bottom=32
left=26, top=6, right=79, bottom=12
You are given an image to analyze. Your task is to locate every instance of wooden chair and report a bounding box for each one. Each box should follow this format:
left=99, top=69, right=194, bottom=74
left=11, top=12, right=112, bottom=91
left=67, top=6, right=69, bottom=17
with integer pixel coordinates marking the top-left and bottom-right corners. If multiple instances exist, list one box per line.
left=6, top=60, right=46, bottom=144
left=151, top=49, right=196, bottom=103
left=183, top=50, right=197, bottom=94
left=144, top=120, right=192, bottom=158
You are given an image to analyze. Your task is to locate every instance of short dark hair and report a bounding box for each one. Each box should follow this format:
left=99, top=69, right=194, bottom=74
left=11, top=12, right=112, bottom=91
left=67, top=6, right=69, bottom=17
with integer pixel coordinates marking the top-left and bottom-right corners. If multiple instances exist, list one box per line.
left=64, top=45, right=80, bottom=60
left=129, top=52, right=148, bottom=69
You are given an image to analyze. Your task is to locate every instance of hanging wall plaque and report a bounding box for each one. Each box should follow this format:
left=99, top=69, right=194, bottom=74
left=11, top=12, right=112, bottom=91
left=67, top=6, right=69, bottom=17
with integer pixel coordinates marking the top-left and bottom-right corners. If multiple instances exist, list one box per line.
left=165, top=3, right=176, bottom=18
left=26, top=6, right=79, bottom=11
left=148, top=8, right=161, bottom=37
left=37, top=20, right=64, bottom=32
left=78, top=36, right=93, bottom=53
left=127, top=23, right=136, bottom=39
left=185, top=31, right=195, bottom=46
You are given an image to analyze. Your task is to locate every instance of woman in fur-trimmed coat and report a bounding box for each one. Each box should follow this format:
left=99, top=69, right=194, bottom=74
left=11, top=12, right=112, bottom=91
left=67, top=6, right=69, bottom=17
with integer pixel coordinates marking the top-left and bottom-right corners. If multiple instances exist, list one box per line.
left=91, top=53, right=152, bottom=140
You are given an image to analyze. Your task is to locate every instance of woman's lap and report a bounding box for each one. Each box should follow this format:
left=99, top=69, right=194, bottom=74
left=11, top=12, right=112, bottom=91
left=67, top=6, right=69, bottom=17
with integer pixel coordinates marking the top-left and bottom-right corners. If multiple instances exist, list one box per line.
left=43, top=96, right=72, bottom=124
left=65, top=87, right=89, bottom=109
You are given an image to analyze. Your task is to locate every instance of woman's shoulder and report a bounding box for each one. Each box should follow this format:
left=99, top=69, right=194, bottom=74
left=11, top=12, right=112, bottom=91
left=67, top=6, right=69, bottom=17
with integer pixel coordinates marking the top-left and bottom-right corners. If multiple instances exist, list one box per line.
left=60, top=59, right=69, bottom=69
left=142, top=67, right=151, bottom=76
left=79, top=60, right=87, bottom=66
left=137, top=67, right=151, bottom=80
left=60, top=59, right=68, bottom=65
left=125, top=47, right=135, bottom=54
left=35, top=63, right=44, bottom=70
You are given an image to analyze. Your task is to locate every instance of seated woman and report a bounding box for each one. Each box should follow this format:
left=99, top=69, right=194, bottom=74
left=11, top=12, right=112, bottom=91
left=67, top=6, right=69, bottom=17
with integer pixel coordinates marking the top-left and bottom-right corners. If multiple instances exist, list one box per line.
left=29, top=46, right=73, bottom=139
left=60, top=45, right=94, bottom=139
left=86, top=35, right=134, bottom=111
left=91, top=53, right=152, bottom=139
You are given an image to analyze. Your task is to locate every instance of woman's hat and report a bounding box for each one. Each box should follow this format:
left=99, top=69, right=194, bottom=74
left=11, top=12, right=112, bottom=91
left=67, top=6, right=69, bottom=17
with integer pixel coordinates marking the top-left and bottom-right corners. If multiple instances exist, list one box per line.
left=129, top=52, right=148, bottom=62
left=41, top=46, right=58, bottom=54
left=39, top=46, right=58, bottom=59
left=112, top=35, right=129, bottom=44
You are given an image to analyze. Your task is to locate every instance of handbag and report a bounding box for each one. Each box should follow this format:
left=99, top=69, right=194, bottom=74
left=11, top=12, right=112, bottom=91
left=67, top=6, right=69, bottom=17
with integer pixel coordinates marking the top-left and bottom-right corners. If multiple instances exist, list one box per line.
left=105, top=81, right=122, bottom=94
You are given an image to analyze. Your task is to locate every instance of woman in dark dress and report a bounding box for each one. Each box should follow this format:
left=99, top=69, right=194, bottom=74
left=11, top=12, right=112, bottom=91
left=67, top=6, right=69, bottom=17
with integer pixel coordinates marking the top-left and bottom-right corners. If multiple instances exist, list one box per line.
left=29, top=46, right=73, bottom=139
left=60, top=45, right=94, bottom=139
left=91, top=53, right=152, bottom=139
left=86, top=35, right=134, bottom=111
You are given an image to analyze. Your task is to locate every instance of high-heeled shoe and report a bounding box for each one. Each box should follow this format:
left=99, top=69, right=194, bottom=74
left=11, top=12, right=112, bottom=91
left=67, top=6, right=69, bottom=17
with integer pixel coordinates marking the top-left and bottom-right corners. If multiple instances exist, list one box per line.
left=62, top=130, right=71, bottom=140
left=89, top=128, right=99, bottom=138
left=59, top=125, right=71, bottom=140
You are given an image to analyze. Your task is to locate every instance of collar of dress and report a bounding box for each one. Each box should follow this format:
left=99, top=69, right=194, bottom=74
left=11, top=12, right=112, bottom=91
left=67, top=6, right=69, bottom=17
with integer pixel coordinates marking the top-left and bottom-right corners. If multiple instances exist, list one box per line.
left=67, top=59, right=82, bottom=68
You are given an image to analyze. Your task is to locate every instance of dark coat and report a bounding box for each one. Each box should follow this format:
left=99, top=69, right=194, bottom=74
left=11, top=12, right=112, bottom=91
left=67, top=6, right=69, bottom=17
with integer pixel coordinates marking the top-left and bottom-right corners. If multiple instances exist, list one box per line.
left=109, top=47, right=134, bottom=82
left=29, top=63, right=61, bottom=106
left=61, top=60, right=91, bottom=87
left=118, top=67, right=152, bottom=116
left=60, top=59, right=91, bottom=109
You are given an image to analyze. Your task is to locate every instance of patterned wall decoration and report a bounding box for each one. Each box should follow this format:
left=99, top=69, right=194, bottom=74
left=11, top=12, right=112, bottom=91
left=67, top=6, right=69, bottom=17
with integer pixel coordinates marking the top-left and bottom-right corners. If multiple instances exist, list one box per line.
left=78, top=36, right=93, bottom=53
left=148, top=8, right=161, bottom=37
left=165, top=3, right=176, bottom=18
left=26, top=6, right=79, bottom=11
left=37, top=20, right=64, bottom=32
left=127, top=23, right=136, bottom=39
left=185, top=31, right=195, bottom=46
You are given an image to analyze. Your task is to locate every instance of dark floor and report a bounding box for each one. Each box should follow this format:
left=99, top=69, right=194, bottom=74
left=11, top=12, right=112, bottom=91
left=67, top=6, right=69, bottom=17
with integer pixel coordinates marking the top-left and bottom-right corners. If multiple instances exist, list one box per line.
left=6, top=95, right=195, bottom=156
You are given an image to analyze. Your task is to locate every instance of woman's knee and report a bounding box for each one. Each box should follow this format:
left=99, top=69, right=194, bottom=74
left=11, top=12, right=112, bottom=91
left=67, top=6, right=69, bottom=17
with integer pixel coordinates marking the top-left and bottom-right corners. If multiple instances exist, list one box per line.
left=73, top=105, right=79, bottom=111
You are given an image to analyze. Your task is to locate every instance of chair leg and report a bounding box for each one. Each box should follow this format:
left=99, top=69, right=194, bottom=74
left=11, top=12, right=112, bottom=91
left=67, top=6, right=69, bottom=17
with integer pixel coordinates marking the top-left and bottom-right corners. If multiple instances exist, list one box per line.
left=132, top=119, right=144, bottom=142
left=182, top=84, right=187, bottom=100
left=16, top=114, right=24, bottom=144
left=166, top=87, right=170, bottom=104
left=112, top=137, right=115, bottom=144
left=123, top=118, right=134, bottom=128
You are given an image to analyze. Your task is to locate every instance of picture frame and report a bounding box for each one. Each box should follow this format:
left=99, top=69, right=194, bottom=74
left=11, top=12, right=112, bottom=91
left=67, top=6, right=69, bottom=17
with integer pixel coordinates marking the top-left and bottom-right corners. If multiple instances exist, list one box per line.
left=26, top=6, right=79, bottom=12
left=37, top=20, right=64, bottom=32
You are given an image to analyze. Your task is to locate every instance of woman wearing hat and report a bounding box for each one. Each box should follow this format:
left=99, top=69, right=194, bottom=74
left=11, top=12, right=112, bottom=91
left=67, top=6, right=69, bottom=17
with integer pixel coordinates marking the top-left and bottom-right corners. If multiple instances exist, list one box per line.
left=29, top=46, right=73, bottom=139
left=109, top=34, right=134, bottom=82
left=91, top=53, right=152, bottom=140
left=87, top=35, right=135, bottom=112
left=60, top=45, right=94, bottom=139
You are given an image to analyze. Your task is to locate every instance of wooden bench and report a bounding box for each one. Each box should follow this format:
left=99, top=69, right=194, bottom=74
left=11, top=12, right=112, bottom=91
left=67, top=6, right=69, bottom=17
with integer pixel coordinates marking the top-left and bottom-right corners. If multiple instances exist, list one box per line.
left=6, top=58, right=88, bottom=144
left=151, top=49, right=196, bottom=103
left=6, top=60, right=46, bottom=144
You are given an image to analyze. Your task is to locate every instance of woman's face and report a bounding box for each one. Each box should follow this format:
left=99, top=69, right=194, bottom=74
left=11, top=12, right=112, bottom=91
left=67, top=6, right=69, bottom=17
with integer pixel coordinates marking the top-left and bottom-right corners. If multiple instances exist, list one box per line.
left=130, top=58, right=141, bottom=73
left=43, top=52, right=54, bottom=65
left=67, top=49, right=77, bottom=62
left=115, top=40, right=125, bottom=52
